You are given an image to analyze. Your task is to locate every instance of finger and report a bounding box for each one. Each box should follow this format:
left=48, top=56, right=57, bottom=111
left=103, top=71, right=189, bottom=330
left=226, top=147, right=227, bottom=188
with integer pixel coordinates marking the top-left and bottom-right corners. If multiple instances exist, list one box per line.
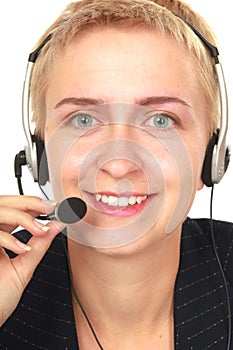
left=11, top=225, right=63, bottom=284
left=0, top=221, right=63, bottom=256
left=0, top=206, right=51, bottom=235
left=0, top=195, right=57, bottom=216
left=0, top=212, right=64, bottom=255
left=0, top=230, right=32, bottom=254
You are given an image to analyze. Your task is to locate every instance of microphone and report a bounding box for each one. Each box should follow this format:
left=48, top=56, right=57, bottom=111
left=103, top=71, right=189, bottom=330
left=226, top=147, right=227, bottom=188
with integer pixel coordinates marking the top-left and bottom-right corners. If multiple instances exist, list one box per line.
left=37, top=197, right=87, bottom=224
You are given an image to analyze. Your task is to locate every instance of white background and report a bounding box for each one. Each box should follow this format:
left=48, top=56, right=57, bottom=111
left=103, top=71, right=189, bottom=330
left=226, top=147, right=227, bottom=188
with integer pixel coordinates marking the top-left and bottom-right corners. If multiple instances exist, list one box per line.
left=0, top=1, right=232, bottom=222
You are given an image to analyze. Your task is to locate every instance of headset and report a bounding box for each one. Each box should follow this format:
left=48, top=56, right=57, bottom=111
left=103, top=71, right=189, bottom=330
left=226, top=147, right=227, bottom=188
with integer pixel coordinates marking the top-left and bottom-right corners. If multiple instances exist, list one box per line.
left=14, top=18, right=230, bottom=190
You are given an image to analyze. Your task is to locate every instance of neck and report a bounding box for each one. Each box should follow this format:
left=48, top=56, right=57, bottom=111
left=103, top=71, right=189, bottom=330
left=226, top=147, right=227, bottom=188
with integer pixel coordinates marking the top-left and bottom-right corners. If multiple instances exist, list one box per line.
left=68, top=228, right=181, bottom=348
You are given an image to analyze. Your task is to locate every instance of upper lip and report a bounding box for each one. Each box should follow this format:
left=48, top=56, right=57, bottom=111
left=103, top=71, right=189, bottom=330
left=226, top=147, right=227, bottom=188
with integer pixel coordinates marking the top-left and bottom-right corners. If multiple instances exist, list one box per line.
left=93, top=191, right=148, bottom=197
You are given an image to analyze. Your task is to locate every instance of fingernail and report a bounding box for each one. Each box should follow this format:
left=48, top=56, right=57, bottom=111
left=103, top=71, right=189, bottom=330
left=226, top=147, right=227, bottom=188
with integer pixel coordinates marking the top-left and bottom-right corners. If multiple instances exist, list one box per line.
left=34, top=220, right=51, bottom=232
left=41, top=225, right=50, bottom=232
left=15, top=240, right=31, bottom=251
left=43, top=200, right=58, bottom=208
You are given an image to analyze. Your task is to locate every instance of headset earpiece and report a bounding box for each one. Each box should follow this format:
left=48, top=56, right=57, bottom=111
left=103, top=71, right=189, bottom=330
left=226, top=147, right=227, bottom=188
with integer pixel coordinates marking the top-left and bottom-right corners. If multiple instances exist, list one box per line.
left=202, top=132, right=219, bottom=187
left=14, top=134, right=49, bottom=194
left=16, top=134, right=49, bottom=187
left=202, top=131, right=230, bottom=187
left=32, top=135, right=49, bottom=186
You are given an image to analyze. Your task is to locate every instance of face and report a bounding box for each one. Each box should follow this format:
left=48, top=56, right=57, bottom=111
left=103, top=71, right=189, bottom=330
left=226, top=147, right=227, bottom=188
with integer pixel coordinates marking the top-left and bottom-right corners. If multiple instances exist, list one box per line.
left=44, top=27, right=208, bottom=250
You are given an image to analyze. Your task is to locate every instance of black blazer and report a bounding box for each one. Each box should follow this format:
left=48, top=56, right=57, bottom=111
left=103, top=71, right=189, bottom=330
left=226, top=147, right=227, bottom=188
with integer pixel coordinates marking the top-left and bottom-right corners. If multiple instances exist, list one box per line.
left=0, top=217, right=233, bottom=349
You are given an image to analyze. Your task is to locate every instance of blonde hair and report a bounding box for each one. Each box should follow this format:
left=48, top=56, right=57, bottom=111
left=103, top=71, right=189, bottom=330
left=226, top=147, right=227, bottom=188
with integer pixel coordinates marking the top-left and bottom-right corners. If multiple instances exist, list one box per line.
left=30, top=0, right=220, bottom=138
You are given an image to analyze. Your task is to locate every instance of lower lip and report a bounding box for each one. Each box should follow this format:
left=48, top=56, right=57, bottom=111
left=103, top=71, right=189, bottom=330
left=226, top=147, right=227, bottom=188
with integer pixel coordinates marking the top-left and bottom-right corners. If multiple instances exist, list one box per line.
left=84, top=193, right=151, bottom=218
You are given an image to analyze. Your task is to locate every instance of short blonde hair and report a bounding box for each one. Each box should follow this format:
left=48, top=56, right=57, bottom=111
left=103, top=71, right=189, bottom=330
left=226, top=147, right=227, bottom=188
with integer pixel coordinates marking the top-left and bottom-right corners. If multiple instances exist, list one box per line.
left=30, top=0, right=220, bottom=138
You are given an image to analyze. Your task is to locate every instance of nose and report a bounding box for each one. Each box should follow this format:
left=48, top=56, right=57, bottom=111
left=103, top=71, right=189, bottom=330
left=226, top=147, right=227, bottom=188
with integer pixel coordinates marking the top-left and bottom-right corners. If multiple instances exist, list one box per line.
left=101, top=157, right=139, bottom=179
left=97, top=124, right=142, bottom=180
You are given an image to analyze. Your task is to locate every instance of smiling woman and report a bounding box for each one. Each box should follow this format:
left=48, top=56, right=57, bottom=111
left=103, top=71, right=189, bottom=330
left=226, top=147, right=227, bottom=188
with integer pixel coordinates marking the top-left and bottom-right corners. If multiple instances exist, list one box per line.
left=0, top=3, right=230, bottom=191
left=0, top=1, right=233, bottom=350
left=0, top=1, right=232, bottom=220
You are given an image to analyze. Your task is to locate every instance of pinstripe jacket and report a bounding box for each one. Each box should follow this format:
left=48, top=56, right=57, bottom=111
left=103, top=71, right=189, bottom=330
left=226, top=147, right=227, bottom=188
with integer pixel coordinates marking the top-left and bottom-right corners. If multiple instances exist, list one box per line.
left=0, top=218, right=233, bottom=349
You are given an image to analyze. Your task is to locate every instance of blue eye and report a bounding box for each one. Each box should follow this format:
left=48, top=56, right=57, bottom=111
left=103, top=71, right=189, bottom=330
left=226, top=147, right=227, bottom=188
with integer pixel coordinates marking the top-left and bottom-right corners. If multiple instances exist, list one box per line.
left=145, top=113, right=174, bottom=129
left=69, top=112, right=100, bottom=128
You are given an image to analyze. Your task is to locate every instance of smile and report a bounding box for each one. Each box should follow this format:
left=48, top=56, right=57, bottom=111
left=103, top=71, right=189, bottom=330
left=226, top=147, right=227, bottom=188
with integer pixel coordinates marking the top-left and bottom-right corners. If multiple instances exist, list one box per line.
left=95, top=194, right=148, bottom=207
left=83, top=191, right=154, bottom=218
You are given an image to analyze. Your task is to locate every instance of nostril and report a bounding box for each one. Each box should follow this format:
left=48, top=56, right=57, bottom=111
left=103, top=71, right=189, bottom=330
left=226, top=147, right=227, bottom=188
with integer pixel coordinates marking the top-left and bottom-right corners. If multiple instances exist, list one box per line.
left=100, top=158, right=139, bottom=179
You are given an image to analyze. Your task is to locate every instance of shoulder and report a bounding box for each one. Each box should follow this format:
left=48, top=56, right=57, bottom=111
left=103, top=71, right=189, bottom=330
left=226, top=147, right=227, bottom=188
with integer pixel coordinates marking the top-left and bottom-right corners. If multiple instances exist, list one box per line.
left=182, top=217, right=233, bottom=281
left=182, top=217, right=233, bottom=248
left=183, top=216, right=233, bottom=236
left=175, top=218, right=233, bottom=349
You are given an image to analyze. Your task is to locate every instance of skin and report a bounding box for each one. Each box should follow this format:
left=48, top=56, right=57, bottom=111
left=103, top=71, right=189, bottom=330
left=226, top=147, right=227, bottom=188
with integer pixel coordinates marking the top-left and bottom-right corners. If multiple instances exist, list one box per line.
left=0, top=27, right=209, bottom=349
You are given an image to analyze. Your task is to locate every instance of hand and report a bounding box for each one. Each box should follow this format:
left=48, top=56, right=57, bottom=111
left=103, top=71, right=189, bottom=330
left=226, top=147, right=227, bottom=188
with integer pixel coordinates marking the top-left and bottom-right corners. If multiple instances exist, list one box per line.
left=0, top=195, right=62, bottom=326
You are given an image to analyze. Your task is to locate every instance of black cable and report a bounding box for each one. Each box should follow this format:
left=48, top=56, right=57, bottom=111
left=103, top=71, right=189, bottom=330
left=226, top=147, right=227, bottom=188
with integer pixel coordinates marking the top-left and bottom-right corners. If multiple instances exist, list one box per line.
left=38, top=183, right=50, bottom=201
left=209, top=185, right=232, bottom=350
left=62, top=237, right=105, bottom=350
left=16, top=177, right=24, bottom=195
left=14, top=150, right=27, bottom=195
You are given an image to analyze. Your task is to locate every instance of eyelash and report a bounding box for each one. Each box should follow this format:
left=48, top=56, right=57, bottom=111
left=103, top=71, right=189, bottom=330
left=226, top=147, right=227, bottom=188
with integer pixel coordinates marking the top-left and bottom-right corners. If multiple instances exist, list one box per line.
left=143, top=112, right=179, bottom=130
left=66, top=112, right=101, bottom=129
left=64, top=110, right=180, bottom=131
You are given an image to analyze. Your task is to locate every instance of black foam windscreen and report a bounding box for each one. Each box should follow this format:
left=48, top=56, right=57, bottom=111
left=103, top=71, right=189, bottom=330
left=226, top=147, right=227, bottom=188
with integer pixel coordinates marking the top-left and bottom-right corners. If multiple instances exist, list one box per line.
left=54, top=197, right=87, bottom=224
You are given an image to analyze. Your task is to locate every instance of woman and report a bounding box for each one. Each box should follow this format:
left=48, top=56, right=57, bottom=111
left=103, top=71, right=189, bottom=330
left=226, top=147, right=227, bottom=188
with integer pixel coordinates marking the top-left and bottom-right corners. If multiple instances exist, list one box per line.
left=0, top=0, right=232, bottom=349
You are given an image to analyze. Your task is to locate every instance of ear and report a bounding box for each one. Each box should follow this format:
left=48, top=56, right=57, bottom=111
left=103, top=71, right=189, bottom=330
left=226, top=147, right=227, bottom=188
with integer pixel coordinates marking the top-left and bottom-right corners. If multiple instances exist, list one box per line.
left=197, top=177, right=205, bottom=191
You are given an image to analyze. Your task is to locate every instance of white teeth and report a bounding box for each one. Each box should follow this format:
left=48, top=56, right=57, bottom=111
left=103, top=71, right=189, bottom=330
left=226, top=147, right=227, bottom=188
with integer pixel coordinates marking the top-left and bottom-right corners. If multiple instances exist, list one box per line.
left=118, top=197, right=129, bottom=207
left=108, top=196, right=118, bottom=206
left=95, top=194, right=147, bottom=207
left=128, top=196, right=137, bottom=205
left=96, top=194, right=102, bottom=202
left=101, top=195, right=108, bottom=204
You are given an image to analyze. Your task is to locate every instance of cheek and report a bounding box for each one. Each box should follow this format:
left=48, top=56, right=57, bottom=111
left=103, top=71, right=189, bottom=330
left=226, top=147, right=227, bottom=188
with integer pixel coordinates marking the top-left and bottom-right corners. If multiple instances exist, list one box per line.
left=143, top=133, right=194, bottom=188
left=146, top=132, right=205, bottom=233
left=183, top=133, right=207, bottom=182
left=44, top=128, right=92, bottom=198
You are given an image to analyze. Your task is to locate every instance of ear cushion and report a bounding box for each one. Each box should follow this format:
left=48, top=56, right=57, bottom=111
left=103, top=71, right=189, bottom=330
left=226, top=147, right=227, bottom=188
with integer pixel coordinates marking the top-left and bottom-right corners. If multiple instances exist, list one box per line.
left=201, top=132, right=218, bottom=187
left=32, top=135, right=49, bottom=186
left=224, top=146, right=231, bottom=172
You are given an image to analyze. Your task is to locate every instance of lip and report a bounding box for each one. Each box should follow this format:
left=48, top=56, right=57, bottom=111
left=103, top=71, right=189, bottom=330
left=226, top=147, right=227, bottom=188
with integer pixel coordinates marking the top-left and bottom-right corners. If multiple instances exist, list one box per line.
left=83, top=191, right=155, bottom=218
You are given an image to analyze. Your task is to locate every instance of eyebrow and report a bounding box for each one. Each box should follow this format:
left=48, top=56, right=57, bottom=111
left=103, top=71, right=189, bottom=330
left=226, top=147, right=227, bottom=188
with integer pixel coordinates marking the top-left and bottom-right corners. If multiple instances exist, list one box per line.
left=135, top=96, right=191, bottom=108
left=54, top=96, right=191, bottom=109
left=55, top=97, right=104, bottom=109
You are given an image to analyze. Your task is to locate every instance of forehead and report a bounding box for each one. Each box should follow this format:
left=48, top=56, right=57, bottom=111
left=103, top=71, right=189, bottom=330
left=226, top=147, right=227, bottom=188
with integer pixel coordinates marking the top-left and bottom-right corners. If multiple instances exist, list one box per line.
left=46, top=27, right=201, bottom=105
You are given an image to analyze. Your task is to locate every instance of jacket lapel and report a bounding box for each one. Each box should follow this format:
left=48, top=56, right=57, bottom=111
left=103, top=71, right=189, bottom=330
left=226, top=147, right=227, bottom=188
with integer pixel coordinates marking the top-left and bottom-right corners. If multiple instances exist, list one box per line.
left=174, top=218, right=231, bottom=349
